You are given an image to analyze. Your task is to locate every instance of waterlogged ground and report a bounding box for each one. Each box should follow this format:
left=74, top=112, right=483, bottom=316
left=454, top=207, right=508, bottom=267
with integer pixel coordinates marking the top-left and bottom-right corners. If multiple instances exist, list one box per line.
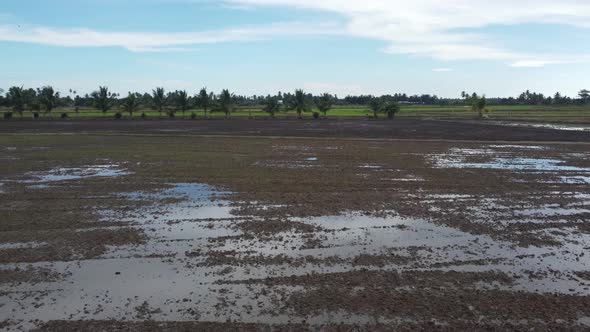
left=1, top=133, right=590, bottom=331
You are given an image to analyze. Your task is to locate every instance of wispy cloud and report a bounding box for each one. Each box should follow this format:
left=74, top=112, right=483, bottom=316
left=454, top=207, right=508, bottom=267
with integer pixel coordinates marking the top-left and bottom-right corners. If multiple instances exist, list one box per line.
left=0, top=21, right=342, bottom=52
left=509, top=60, right=560, bottom=68
left=1, top=0, right=590, bottom=67
left=227, top=0, right=590, bottom=67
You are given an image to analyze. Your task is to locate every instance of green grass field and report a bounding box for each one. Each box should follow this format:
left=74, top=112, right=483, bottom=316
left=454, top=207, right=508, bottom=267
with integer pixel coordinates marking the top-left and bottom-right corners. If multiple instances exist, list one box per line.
left=4, top=104, right=590, bottom=123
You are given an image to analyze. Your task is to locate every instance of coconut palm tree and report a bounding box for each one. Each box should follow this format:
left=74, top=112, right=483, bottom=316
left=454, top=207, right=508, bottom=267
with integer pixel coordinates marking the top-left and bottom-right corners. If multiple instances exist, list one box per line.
left=383, top=101, right=400, bottom=120
left=120, top=93, right=140, bottom=118
left=217, top=89, right=234, bottom=118
left=290, top=89, right=310, bottom=119
left=7, top=86, right=25, bottom=117
left=197, top=87, right=212, bottom=118
left=315, top=93, right=333, bottom=117
left=91, top=86, right=114, bottom=114
left=471, top=95, right=488, bottom=118
left=195, top=88, right=213, bottom=118
left=176, top=90, right=190, bottom=118
left=152, top=87, right=167, bottom=118
left=263, top=96, right=281, bottom=118
left=369, top=97, right=382, bottom=118
left=38, top=86, right=59, bottom=116
left=579, top=89, right=590, bottom=103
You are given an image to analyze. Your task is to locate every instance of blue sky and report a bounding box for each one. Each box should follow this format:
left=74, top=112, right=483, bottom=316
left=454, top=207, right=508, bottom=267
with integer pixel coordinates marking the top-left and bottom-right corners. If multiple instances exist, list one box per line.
left=1, top=0, right=590, bottom=98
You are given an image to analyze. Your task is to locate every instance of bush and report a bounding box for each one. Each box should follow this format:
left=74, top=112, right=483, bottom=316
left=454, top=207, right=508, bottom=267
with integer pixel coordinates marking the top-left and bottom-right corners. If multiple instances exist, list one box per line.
left=33, top=112, right=39, bottom=119
left=312, top=112, right=320, bottom=119
left=114, top=112, right=123, bottom=119
left=168, top=112, right=175, bottom=119
left=3, top=112, right=12, bottom=120
left=141, top=112, right=147, bottom=119
left=60, top=113, right=68, bottom=119
left=190, top=112, right=197, bottom=119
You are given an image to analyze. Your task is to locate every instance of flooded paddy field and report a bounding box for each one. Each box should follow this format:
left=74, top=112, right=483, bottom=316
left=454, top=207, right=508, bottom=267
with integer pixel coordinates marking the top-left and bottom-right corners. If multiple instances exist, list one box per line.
left=1, top=131, right=590, bottom=331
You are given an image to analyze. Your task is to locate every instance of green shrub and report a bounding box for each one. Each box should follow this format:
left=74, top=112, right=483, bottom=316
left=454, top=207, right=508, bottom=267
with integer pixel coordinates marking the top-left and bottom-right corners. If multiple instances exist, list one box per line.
left=141, top=112, right=147, bottom=119
left=60, top=113, right=68, bottom=119
left=114, top=112, right=123, bottom=119
left=33, top=112, right=39, bottom=119
left=3, top=112, right=12, bottom=120
left=313, top=112, right=320, bottom=119
left=190, top=112, right=197, bottom=119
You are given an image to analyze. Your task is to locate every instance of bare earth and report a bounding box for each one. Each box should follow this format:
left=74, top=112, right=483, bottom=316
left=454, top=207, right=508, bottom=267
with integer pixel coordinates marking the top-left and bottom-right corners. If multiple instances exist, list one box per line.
left=1, top=120, right=590, bottom=331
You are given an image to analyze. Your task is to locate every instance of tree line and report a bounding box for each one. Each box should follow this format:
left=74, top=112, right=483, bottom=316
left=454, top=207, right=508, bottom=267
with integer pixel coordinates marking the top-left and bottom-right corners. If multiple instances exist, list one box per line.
left=0, top=86, right=402, bottom=119
left=1, top=85, right=589, bottom=119
left=344, top=90, right=590, bottom=106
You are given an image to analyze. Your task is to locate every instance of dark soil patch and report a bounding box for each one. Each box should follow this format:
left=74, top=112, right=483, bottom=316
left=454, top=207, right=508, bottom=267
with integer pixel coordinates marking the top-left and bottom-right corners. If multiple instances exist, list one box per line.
left=0, top=266, right=64, bottom=284
left=32, top=320, right=590, bottom=332
left=286, top=287, right=590, bottom=323
left=3, top=119, right=590, bottom=142
left=0, top=228, right=144, bottom=263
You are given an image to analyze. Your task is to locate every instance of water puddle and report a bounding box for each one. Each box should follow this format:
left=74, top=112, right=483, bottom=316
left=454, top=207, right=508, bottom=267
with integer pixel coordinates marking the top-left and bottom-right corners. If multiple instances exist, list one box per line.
left=494, top=122, right=590, bottom=132
left=386, top=176, right=424, bottom=182
left=359, top=164, right=383, bottom=169
left=488, top=145, right=548, bottom=150
left=22, top=164, right=130, bottom=186
left=432, top=146, right=590, bottom=174
left=559, top=176, right=590, bottom=184
left=436, top=156, right=590, bottom=172
left=3, top=179, right=590, bottom=329
left=0, top=241, right=47, bottom=250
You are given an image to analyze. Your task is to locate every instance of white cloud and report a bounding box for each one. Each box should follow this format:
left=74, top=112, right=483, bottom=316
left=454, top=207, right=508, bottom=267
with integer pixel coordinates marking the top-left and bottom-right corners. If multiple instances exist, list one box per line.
left=510, top=60, right=559, bottom=68
left=0, top=21, right=342, bottom=52
left=1, top=0, right=590, bottom=66
left=510, top=55, right=590, bottom=67
left=227, top=0, right=590, bottom=66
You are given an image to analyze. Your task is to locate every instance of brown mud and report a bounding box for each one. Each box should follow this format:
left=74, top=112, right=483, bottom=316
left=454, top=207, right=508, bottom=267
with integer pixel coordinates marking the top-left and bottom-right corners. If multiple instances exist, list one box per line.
left=1, top=125, right=590, bottom=331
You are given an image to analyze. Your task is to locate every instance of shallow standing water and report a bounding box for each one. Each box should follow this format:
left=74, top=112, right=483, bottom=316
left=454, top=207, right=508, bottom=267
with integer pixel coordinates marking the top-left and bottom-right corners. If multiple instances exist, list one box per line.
left=2, top=140, right=590, bottom=330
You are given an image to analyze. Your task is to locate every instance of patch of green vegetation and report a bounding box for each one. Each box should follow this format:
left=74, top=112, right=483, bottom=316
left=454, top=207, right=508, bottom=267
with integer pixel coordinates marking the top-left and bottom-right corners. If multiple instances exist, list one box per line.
left=9, top=104, right=590, bottom=123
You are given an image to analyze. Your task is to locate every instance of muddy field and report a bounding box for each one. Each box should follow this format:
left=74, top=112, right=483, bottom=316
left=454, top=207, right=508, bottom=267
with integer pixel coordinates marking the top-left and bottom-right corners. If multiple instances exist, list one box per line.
left=2, top=118, right=590, bottom=142
left=1, top=121, right=590, bottom=331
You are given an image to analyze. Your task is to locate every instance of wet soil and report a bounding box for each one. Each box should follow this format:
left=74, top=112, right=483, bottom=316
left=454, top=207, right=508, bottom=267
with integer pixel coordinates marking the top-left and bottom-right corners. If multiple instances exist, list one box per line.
left=2, top=118, right=590, bottom=142
left=32, top=320, right=590, bottom=332
left=1, top=128, right=590, bottom=331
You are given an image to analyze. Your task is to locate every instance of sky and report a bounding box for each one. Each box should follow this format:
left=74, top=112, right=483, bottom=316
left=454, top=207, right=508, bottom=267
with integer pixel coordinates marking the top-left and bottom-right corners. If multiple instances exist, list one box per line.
left=1, top=0, right=590, bottom=98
